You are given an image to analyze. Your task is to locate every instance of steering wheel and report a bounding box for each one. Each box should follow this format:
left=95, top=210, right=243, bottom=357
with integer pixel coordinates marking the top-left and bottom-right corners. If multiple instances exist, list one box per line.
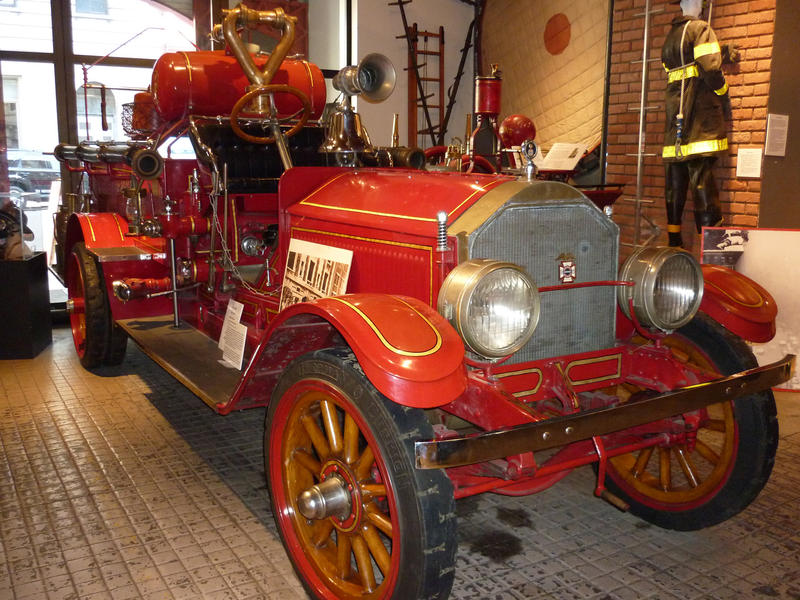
left=230, top=84, right=311, bottom=145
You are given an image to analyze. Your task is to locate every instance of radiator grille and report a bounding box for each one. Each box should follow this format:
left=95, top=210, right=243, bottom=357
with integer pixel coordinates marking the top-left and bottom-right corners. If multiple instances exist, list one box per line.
left=467, top=186, right=618, bottom=363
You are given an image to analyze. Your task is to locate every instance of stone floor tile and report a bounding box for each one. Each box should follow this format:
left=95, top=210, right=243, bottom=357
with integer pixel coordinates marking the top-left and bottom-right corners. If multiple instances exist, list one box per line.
left=2, top=326, right=799, bottom=600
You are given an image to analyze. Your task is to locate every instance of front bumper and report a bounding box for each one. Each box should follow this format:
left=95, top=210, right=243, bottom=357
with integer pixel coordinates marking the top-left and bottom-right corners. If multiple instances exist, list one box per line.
left=415, top=354, right=795, bottom=469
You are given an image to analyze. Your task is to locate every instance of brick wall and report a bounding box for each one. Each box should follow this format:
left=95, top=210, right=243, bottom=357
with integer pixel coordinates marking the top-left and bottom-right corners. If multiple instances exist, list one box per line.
left=606, top=0, right=776, bottom=256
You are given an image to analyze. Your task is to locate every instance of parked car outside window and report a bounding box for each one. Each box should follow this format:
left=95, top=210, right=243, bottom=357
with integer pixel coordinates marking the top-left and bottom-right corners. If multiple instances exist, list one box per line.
left=6, top=149, right=61, bottom=205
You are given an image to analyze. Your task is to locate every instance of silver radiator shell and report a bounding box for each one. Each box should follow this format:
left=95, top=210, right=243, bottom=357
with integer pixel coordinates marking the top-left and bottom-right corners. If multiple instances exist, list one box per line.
left=448, top=180, right=619, bottom=363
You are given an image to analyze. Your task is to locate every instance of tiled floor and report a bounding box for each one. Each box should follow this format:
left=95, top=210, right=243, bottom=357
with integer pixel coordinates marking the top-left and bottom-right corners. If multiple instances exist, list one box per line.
left=1, top=325, right=798, bottom=600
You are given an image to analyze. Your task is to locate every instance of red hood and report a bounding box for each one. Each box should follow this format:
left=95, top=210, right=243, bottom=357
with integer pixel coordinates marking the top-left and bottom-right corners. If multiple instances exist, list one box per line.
left=287, top=168, right=511, bottom=237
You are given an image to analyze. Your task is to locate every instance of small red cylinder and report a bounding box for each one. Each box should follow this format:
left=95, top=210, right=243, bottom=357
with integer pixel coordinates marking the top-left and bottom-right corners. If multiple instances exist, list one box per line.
left=119, top=277, right=173, bottom=299
left=474, top=76, right=502, bottom=117
left=159, top=214, right=210, bottom=238
left=188, top=259, right=224, bottom=284
left=131, top=92, right=161, bottom=133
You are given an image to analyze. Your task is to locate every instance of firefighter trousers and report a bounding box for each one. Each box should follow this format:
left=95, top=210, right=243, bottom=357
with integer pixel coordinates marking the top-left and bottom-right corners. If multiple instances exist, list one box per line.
left=665, top=157, right=722, bottom=247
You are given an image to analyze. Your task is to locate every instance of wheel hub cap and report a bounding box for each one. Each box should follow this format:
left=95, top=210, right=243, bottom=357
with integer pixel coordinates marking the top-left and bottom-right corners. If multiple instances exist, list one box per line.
left=66, top=297, right=85, bottom=315
left=297, top=474, right=351, bottom=520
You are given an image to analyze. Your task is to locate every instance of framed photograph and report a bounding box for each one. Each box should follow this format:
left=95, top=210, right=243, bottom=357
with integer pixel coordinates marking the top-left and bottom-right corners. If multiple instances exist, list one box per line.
left=280, top=239, right=353, bottom=311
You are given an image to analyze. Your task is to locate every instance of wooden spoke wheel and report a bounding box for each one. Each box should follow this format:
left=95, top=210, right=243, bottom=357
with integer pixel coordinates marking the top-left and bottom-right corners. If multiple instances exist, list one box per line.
left=265, top=349, right=456, bottom=600
left=229, top=84, right=311, bottom=145
left=66, top=242, right=126, bottom=368
left=604, top=314, right=778, bottom=530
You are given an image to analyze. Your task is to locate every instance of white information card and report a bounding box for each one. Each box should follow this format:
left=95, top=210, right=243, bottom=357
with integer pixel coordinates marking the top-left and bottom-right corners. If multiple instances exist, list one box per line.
left=219, top=299, right=247, bottom=370
left=736, top=147, right=763, bottom=178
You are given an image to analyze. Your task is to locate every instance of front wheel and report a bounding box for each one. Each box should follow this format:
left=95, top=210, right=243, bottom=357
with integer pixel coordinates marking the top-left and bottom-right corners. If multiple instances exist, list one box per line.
left=265, top=348, right=456, bottom=600
left=604, top=314, right=778, bottom=530
left=66, top=243, right=127, bottom=368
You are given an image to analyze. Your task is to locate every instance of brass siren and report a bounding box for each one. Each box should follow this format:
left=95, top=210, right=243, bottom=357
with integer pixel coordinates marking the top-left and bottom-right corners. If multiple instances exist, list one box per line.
left=320, top=54, right=396, bottom=156
left=332, top=53, right=396, bottom=103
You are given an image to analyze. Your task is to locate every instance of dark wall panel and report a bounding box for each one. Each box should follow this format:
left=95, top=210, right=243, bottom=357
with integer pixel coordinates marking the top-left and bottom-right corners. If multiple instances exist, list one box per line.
left=760, top=0, right=800, bottom=228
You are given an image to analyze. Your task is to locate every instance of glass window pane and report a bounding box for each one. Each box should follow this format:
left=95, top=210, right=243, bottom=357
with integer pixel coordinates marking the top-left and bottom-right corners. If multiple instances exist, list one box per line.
left=72, top=0, right=194, bottom=60
left=74, top=64, right=152, bottom=142
left=308, top=0, right=347, bottom=71
left=1, top=61, right=59, bottom=261
left=0, top=0, right=53, bottom=53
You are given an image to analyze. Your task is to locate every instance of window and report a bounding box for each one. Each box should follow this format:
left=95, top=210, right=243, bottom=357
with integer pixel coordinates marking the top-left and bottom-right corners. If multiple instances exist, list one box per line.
left=75, top=0, right=107, bottom=15
left=2, top=76, right=19, bottom=148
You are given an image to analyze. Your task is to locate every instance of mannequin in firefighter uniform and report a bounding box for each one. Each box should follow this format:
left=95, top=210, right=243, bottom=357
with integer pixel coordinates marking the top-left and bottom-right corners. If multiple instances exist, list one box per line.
left=662, top=0, right=729, bottom=247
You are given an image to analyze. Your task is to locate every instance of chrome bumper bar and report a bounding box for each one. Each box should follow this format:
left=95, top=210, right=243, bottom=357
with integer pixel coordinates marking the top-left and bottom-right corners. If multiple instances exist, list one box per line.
left=415, top=354, right=795, bottom=469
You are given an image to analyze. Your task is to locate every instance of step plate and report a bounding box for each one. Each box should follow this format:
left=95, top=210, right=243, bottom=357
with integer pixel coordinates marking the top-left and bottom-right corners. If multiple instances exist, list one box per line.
left=118, top=315, right=240, bottom=411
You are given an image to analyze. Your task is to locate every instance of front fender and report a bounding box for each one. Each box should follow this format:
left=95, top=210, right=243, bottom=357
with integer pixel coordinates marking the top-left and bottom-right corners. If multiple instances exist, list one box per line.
left=233, top=294, right=467, bottom=411
left=65, top=212, right=131, bottom=255
left=700, top=264, right=777, bottom=342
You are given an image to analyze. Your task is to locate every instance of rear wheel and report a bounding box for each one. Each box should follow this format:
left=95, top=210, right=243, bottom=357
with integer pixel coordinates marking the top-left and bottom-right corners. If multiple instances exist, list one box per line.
left=605, top=314, right=778, bottom=530
left=66, top=243, right=127, bottom=368
left=265, top=348, right=456, bottom=600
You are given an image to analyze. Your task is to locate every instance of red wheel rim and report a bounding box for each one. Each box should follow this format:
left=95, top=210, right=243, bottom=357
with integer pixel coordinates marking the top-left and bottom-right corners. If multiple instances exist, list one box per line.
left=268, top=379, right=401, bottom=599
left=66, top=252, right=87, bottom=359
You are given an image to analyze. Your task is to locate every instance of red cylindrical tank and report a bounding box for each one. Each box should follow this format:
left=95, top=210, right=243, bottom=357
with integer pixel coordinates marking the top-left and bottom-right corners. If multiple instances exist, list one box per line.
left=474, top=75, right=502, bottom=117
left=151, top=50, right=327, bottom=122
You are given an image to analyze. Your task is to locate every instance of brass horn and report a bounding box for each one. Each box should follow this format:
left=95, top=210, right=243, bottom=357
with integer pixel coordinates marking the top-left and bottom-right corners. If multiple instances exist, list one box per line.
left=332, top=53, right=396, bottom=103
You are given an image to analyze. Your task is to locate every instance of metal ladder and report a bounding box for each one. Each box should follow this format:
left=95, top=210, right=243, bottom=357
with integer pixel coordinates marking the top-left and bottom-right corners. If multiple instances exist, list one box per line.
left=622, top=0, right=663, bottom=247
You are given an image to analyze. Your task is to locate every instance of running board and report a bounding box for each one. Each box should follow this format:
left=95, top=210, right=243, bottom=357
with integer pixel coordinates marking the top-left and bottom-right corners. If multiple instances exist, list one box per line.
left=117, top=315, right=240, bottom=411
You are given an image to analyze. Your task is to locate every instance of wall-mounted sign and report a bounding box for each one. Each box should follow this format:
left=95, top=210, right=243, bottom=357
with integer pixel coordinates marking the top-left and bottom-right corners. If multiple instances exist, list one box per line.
left=765, top=113, right=789, bottom=157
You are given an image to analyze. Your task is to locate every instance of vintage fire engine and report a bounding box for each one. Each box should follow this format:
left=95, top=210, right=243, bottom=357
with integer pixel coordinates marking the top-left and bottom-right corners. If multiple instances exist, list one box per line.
left=53, top=6, right=794, bottom=600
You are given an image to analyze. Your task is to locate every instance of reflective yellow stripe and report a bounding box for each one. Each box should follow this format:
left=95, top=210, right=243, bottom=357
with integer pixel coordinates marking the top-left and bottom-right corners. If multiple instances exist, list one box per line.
left=667, top=224, right=682, bottom=233
left=667, top=63, right=699, bottom=83
left=694, top=41, right=721, bottom=59
left=662, top=138, right=728, bottom=158
left=714, top=81, right=729, bottom=96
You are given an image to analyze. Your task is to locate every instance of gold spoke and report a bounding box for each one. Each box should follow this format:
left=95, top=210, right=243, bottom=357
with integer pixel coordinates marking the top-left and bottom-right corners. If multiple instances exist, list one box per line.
left=704, top=418, right=727, bottom=432
left=336, top=532, right=352, bottom=579
left=694, top=439, right=721, bottom=466
left=293, top=449, right=321, bottom=476
left=351, top=534, right=376, bottom=592
left=301, top=414, right=331, bottom=459
left=659, top=447, right=672, bottom=491
left=311, top=519, right=335, bottom=547
left=360, top=484, right=387, bottom=500
left=355, top=446, right=375, bottom=481
left=675, top=446, right=699, bottom=488
left=632, top=447, right=654, bottom=479
left=365, top=503, right=393, bottom=537
left=362, top=524, right=391, bottom=577
left=343, top=413, right=360, bottom=465
left=320, top=400, right=343, bottom=454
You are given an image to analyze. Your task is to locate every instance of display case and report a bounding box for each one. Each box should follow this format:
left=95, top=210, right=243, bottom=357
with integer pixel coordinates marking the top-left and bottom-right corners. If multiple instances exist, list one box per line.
left=0, top=251, right=52, bottom=359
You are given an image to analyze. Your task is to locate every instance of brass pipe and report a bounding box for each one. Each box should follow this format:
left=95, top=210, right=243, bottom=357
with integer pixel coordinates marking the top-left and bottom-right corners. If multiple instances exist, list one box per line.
left=222, top=5, right=296, bottom=88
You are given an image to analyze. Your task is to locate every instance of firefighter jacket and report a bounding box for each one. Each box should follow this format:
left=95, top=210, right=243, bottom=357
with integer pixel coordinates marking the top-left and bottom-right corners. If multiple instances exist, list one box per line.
left=661, top=15, right=729, bottom=161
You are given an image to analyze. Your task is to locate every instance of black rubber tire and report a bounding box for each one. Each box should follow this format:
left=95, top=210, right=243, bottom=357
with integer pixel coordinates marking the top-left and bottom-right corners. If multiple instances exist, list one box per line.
left=265, top=348, right=457, bottom=600
left=103, top=322, right=128, bottom=366
left=605, top=313, right=778, bottom=531
left=69, top=243, right=110, bottom=369
left=68, top=243, right=126, bottom=368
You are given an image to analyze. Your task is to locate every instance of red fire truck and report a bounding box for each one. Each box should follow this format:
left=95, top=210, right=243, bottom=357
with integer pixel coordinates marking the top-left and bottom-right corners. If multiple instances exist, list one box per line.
left=53, top=6, right=794, bottom=599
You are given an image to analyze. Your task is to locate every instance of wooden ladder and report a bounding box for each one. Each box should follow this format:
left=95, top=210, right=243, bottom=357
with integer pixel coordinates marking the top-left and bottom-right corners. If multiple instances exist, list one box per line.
left=406, top=23, right=445, bottom=148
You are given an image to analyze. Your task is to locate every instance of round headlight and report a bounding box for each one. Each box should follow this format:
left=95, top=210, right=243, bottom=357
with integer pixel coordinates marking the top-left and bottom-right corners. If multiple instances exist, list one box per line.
left=618, top=246, right=703, bottom=332
left=438, top=259, right=540, bottom=358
